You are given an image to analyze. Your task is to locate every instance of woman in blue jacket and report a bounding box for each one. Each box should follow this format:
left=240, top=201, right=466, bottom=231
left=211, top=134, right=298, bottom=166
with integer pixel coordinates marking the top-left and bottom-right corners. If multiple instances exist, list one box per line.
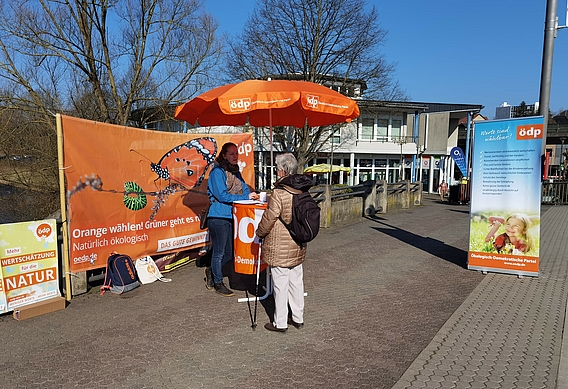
left=206, top=142, right=258, bottom=296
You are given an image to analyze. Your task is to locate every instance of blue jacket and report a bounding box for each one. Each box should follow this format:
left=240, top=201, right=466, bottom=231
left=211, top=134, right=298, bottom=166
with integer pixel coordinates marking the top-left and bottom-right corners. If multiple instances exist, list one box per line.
left=207, top=164, right=251, bottom=219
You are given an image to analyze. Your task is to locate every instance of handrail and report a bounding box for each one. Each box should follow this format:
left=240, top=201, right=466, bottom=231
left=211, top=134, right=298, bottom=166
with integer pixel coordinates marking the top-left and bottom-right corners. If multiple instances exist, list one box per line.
left=309, top=187, right=326, bottom=204
left=375, top=181, right=385, bottom=194
left=542, top=181, right=568, bottom=205
left=387, top=182, right=407, bottom=194
left=331, top=190, right=366, bottom=200
left=409, top=182, right=421, bottom=193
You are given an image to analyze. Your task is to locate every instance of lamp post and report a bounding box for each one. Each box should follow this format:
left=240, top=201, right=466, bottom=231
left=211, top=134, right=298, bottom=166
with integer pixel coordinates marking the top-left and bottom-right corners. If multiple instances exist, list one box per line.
left=393, top=136, right=407, bottom=181
left=328, top=127, right=335, bottom=185
left=539, top=0, right=567, bottom=153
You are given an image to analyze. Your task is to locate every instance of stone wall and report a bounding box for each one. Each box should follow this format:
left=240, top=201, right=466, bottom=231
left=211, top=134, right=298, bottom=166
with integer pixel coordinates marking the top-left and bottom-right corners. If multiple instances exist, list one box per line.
left=319, top=180, right=422, bottom=227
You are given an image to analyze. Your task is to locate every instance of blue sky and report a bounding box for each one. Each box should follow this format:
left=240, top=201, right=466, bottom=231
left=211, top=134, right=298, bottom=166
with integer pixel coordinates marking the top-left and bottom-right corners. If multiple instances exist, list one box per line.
left=203, top=0, right=568, bottom=119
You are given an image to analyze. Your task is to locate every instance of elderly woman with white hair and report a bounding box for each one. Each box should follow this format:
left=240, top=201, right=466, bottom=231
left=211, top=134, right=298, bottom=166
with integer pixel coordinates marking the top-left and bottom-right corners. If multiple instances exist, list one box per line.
left=256, top=153, right=314, bottom=332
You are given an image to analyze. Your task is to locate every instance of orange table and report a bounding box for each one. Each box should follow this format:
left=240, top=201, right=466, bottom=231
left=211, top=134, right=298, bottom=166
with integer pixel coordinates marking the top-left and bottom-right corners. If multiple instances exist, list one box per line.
left=232, top=201, right=270, bottom=302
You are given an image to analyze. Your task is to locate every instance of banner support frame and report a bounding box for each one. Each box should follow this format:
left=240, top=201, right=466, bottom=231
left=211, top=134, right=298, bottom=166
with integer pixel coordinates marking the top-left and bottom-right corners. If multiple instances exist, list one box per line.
left=56, top=114, right=72, bottom=301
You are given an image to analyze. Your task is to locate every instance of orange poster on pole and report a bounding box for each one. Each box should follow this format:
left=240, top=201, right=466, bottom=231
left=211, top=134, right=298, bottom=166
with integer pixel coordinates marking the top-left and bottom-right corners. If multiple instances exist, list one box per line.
left=61, top=115, right=255, bottom=272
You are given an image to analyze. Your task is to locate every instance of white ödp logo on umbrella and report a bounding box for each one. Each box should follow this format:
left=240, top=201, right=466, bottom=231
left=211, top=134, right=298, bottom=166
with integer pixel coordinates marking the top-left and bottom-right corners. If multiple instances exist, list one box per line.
left=306, top=94, right=319, bottom=109
left=229, top=98, right=252, bottom=112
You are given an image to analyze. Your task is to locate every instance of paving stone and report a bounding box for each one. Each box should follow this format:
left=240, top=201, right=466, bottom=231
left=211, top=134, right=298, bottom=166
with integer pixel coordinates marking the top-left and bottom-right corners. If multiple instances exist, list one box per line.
left=393, top=204, right=568, bottom=389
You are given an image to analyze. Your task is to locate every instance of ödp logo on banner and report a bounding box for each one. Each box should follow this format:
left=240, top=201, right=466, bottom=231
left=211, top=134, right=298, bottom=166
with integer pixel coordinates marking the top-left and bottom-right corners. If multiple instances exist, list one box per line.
left=233, top=204, right=267, bottom=275
left=228, top=98, right=252, bottom=112
left=238, top=142, right=253, bottom=157
left=516, top=124, right=544, bottom=140
left=306, top=94, right=319, bottom=109
left=36, top=223, right=53, bottom=239
left=234, top=207, right=264, bottom=244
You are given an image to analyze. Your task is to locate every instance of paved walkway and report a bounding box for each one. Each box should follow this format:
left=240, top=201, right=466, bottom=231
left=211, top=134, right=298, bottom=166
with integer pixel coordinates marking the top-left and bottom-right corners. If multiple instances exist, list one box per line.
left=393, top=201, right=568, bottom=389
left=0, top=196, right=566, bottom=388
left=393, top=200, right=568, bottom=389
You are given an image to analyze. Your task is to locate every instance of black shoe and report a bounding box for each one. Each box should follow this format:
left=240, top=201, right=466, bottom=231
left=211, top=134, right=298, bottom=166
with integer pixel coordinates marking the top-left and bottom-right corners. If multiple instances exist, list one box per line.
left=214, top=282, right=234, bottom=297
left=204, top=267, right=214, bottom=290
left=288, top=319, right=304, bottom=329
left=264, top=322, right=287, bottom=332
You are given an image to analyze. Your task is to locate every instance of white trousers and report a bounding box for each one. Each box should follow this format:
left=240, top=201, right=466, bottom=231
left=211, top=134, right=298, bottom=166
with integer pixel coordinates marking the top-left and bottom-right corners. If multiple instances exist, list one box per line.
left=271, top=264, right=304, bottom=329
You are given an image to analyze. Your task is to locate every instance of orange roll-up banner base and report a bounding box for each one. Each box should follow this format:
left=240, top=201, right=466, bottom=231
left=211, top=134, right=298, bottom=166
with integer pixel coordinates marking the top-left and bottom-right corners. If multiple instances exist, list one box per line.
left=233, top=202, right=267, bottom=275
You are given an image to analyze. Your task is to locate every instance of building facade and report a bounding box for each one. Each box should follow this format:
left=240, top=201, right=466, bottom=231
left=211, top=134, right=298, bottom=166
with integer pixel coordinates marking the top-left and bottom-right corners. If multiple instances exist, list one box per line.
left=253, top=100, right=484, bottom=193
left=137, top=98, right=485, bottom=192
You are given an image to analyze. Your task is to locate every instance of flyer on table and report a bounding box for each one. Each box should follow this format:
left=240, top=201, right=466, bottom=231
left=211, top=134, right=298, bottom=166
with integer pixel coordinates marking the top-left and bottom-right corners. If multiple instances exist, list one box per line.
left=0, top=219, right=60, bottom=312
left=468, top=116, right=543, bottom=276
left=61, top=115, right=255, bottom=272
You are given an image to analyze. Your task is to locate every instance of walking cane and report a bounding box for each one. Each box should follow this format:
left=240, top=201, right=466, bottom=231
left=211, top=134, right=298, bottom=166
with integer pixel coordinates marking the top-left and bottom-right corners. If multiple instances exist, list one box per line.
left=251, top=240, right=263, bottom=330
left=245, top=238, right=263, bottom=330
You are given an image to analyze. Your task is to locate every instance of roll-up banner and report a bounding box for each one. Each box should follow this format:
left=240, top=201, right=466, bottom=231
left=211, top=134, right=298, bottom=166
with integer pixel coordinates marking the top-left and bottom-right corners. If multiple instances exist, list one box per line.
left=468, top=116, right=544, bottom=277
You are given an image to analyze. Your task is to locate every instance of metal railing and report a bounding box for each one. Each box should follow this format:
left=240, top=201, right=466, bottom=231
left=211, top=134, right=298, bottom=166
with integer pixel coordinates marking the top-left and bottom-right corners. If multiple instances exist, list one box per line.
left=310, top=182, right=373, bottom=203
left=409, top=181, right=421, bottom=193
left=376, top=180, right=385, bottom=194
left=330, top=183, right=369, bottom=201
left=387, top=181, right=407, bottom=194
left=309, top=187, right=326, bottom=204
left=542, top=181, right=568, bottom=204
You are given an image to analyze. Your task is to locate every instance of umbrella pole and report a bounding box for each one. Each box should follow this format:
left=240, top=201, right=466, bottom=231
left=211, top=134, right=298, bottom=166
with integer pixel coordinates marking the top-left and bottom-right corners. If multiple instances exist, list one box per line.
left=329, top=128, right=334, bottom=185
left=269, top=108, right=274, bottom=186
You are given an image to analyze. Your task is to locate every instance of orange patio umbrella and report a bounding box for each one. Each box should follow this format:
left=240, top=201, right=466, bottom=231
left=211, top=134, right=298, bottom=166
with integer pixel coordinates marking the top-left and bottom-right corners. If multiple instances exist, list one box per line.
left=174, top=79, right=360, bottom=128
left=174, top=79, right=360, bottom=177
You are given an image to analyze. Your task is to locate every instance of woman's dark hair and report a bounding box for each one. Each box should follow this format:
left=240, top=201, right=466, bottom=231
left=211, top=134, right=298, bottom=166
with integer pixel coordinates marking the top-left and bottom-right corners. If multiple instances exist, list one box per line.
left=215, top=142, right=238, bottom=164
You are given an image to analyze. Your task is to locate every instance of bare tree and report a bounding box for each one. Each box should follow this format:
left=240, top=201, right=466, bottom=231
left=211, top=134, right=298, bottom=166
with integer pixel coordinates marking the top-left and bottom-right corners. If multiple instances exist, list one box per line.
left=0, top=0, right=223, bottom=222
left=0, top=0, right=222, bottom=126
left=225, top=0, right=407, bottom=169
left=0, top=106, right=59, bottom=222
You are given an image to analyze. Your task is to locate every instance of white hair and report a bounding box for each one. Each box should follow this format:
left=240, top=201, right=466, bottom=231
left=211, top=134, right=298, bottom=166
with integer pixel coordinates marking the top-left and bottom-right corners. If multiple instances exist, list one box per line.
left=275, top=153, right=298, bottom=175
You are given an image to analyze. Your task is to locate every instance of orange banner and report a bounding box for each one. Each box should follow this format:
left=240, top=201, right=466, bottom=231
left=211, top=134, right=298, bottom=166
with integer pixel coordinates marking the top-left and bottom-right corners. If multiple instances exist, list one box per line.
left=468, top=252, right=538, bottom=274
left=62, top=115, right=255, bottom=272
left=233, top=202, right=267, bottom=275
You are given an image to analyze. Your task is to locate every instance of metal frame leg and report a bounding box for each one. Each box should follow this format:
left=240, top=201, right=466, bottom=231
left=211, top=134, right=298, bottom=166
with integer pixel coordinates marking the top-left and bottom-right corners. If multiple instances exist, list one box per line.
left=238, top=267, right=273, bottom=303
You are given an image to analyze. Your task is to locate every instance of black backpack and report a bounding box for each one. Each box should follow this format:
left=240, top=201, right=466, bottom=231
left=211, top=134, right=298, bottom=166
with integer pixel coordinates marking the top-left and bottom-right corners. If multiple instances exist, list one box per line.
left=100, top=253, right=140, bottom=295
left=278, top=191, right=320, bottom=245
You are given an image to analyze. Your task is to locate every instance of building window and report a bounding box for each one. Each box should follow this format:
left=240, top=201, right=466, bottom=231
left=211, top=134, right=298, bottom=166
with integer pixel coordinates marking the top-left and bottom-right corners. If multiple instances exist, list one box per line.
left=361, top=118, right=374, bottom=140
left=330, top=129, right=341, bottom=145
left=388, top=169, right=400, bottom=183
left=374, top=159, right=387, bottom=180
left=374, top=170, right=387, bottom=180
left=377, top=119, right=388, bottom=141
left=391, top=119, right=402, bottom=138
left=374, top=159, right=387, bottom=167
left=354, top=157, right=404, bottom=184
left=390, top=158, right=401, bottom=167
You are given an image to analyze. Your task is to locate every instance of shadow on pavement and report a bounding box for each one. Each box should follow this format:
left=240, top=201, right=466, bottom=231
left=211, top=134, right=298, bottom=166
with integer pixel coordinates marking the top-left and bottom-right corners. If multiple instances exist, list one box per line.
left=367, top=216, right=468, bottom=268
